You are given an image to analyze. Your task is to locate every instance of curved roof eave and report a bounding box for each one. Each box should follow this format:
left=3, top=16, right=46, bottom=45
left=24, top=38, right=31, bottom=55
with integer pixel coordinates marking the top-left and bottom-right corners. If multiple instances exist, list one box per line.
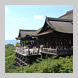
left=38, top=17, right=73, bottom=34
left=47, top=20, right=73, bottom=34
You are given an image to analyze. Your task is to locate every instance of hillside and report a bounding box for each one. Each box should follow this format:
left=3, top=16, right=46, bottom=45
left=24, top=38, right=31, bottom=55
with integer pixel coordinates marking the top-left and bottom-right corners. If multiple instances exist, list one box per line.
left=5, top=44, right=73, bottom=73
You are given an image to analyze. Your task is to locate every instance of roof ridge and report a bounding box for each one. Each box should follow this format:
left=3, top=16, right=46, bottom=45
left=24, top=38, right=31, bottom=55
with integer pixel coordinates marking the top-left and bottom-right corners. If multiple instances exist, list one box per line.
left=46, top=17, right=73, bottom=22
left=59, top=10, right=73, bottom=18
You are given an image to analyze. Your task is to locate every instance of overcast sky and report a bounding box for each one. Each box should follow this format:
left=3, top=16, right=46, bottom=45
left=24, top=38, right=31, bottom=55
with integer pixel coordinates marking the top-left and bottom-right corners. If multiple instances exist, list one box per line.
left=5, top=5, right=73, bottom=40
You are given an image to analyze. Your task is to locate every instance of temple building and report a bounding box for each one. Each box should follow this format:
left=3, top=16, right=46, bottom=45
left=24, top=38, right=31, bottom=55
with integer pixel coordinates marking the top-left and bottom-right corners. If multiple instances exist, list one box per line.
left=16, top=10, right=73, bottom=49
left=16, top=30, right=37, bottom=47
left=15, top=10, right=73, bottom=66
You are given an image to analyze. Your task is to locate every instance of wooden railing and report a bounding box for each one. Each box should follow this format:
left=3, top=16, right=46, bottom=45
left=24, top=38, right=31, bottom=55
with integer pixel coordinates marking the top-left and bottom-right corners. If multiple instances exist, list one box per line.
left=14, top=47, right=73, bottom=56
left=57, top=49, right=71, bottom=55
left=42, top=48, right=57, bottom=53
left=14, top=47, right=39, bottom=56
left=15, top=47, right=29, bottom=55
left=40, top=48, right=57, bottom=55
left=41, top=48, right=72, bottom=55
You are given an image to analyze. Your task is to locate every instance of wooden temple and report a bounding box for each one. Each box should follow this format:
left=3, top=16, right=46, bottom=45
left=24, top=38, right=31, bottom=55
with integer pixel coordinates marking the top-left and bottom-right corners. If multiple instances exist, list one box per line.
left=15, top=10, right=73, bottom=66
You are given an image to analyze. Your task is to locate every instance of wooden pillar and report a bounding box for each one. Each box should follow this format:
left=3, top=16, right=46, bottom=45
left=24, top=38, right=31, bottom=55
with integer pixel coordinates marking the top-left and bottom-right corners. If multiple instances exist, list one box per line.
left=21, top=40, right=22, bottom=46
left=23, top=40, right=24, bottom=47
left=34, top=39, right=35, bottom=45
left=22, top=40, right=23, bottom=46
left=41, top=53, right=42, bottom=58
left=67, top=39, right=69, bottom=48
left=24, top=40, right=25, bottom=46
left=23, top=40, right=25, bottom=46
left=25, top=40, right=26, bottom=46
left=23, top=40, right=24, bottom=46
left=30, top=40, right=31, bottom=45
left=46, top=54, right=48, bottom=59
left=54, top=39, right=55, bottom=48
left=63, top=38, right=64, bottom=49
left=20, top=39, right=21, bottom=46
left=22, top=40, right=23, bottom=47
left=58, top=37, right=59, bottom=48
left=28, top=40, right=29, bottom=46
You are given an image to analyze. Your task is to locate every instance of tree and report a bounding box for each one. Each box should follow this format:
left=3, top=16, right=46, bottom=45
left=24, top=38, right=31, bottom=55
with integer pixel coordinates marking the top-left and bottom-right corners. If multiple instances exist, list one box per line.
left=16, top=42, right=20, bottom=47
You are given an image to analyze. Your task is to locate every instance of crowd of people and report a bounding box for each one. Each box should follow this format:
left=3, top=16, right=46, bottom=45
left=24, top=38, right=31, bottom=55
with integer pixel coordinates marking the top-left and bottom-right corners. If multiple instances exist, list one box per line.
left=15, top=44, right=43, bottom=55
left=15, top=43, right=73, bottom=55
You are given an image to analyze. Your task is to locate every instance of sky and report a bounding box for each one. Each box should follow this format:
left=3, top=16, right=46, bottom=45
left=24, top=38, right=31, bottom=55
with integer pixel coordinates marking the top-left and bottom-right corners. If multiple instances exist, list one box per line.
left=5, top=5, right=73, bottom=40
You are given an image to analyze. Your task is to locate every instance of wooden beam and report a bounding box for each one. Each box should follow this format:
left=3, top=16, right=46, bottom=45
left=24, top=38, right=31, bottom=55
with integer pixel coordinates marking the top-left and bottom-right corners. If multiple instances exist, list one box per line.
left=16, top=57, right=28, bottom=66
left=16, top=62, right=21, bottom=66
left=41, top=51, right=57, bottom=55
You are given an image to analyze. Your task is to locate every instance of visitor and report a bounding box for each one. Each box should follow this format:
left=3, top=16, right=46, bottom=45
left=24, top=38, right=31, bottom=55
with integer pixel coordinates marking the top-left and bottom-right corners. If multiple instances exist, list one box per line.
left=40, top=44, right=44, bottom=51
left=33, top=46, right=37, bottom=54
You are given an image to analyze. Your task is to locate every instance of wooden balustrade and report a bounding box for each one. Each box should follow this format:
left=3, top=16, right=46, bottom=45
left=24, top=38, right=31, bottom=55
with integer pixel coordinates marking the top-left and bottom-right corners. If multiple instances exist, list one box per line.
left=14, top=47, right=39, bottom=56
left=57, top=49, right=70, bottom=55
left=42, top=48, right=57, bottom=53
left=14, top=47, right=72, bottom=56
left=41, top=48, right=72, bottom=55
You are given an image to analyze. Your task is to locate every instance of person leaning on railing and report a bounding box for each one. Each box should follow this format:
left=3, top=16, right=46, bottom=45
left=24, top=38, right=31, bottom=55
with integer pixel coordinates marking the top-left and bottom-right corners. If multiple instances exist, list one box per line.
left=40, top=44, right=44, bottom=51
left=27, top=46, right=30, bottom=55
left=33, top=46, right=37, bottom=54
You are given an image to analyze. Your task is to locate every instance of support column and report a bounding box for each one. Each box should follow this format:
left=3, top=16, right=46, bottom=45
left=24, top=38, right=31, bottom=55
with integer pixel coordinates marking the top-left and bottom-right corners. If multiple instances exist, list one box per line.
left=46, top=54, right=48, bottom=59
left=20, top=40, right=21, bottom=46
left=58, top=37, right=59, bottom=48
left=24, top=40, right=25, bottom=47
left=25, top=40, right=26, bottom=46
left=41, top=53, right=42, bottom=58
left=24, top=40, right=25, bottom=46
left=31, top=40, right=32, bottom=45
left=62, top=34, right=64, bottom=49
left=67, top=39, right=69, bottom=48
left=28, top=40, right=29, bottom=46
left=21, top=40, right=22, bottom=46
left=23, top=40, right=24, bottom=47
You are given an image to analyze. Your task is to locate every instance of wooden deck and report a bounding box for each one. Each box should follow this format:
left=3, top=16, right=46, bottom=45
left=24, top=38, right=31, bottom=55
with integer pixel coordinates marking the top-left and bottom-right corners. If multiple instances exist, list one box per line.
left=14, top=47, right=72, bottom=66
left=41, top=51, right=57, bottom=55
left=14, top=47, right=71, bottom=56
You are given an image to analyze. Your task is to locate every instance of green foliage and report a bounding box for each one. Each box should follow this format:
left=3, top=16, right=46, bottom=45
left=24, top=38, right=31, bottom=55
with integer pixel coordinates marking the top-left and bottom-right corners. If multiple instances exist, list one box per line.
left=5, top=44, right=14, bottom=48
left=26, top=40, right=28, bottom=43
left=5, top=44, right=73, bottom=73
left=16, top=56, right=73, bottom=73
left=16, top=42, right=20, bottom=47
left=5, top=44, right=16, bottom=73
left=5, top=44, right=15, bottom=57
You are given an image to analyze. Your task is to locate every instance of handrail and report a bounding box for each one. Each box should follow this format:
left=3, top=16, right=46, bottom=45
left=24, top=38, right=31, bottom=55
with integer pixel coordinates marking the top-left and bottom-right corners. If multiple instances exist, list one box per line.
left=15, top=47, right=39, bottom=55
left=57, top=49, right=70, bottom=55
left=41, top=48, right=71, bottom=55
left=42, top=48, right=57, bottom=52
